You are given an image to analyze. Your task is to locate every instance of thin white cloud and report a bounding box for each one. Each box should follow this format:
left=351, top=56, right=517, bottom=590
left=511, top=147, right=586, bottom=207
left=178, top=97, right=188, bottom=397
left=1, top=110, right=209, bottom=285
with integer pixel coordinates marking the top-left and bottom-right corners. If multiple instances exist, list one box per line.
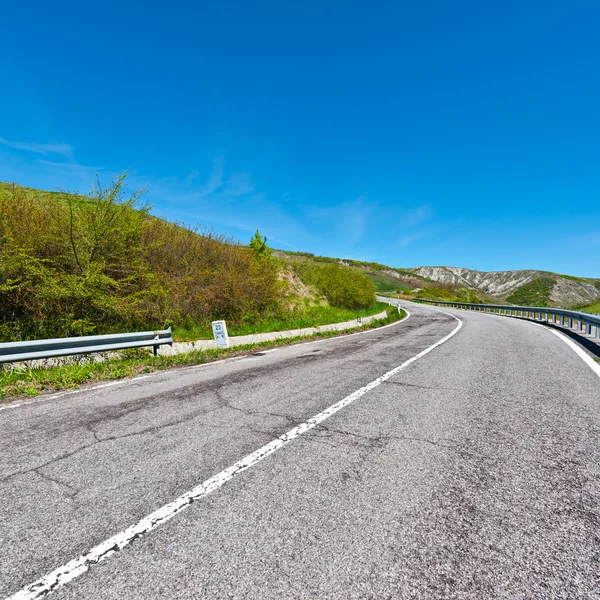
left=398, top=203, right=434, bottom=228
left=124, top=156, right=313, bottom=247
left=223, top=172, right=254, bottom=197
left=0, top=136, right=73, bottom=158
left=185, top=169, right=200, bottom=183
left=302, top=195, right=374, bottom=247
left=396, top=231, right=428, bottom=248
left=201, top=156, right=224, bottom=197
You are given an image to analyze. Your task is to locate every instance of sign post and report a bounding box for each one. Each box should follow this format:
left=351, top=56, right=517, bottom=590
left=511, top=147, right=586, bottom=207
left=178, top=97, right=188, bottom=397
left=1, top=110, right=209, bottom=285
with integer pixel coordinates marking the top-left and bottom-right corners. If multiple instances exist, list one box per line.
left=212, top=320, right=230, bottom=349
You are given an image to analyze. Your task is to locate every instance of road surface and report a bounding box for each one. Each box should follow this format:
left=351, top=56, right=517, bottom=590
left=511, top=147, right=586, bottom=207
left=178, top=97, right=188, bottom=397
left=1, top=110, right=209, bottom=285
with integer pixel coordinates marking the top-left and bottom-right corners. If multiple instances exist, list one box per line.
left=1, top=302, right=599, bottom=599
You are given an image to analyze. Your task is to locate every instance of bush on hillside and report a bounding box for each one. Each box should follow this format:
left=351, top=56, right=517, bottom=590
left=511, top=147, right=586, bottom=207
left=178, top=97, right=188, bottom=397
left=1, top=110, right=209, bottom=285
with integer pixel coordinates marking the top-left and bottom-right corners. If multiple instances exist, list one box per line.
left=291, top=262, right=375, bottom=310
left=506, top=277, right=554, bottom=307
left=0, top=176, right=288, bottom=341
left=415, top=286, right=482, bottom=303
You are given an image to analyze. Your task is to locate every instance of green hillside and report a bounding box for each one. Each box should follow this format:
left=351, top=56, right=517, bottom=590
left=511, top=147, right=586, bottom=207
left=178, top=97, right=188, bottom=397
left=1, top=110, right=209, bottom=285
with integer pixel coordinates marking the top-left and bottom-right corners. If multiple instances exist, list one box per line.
left=506, top=276, right=554, bottom=307
left=0, top=177, right=376, bottom=342
left=273, top=249, right=426, bottom=295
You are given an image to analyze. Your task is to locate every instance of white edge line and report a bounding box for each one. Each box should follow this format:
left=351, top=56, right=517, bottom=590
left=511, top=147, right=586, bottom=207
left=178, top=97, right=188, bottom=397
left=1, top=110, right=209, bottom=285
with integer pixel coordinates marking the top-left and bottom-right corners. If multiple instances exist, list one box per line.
left=545, top=328, right=600, bottom=378
left=422, top=303, right=600, bottom=379
left=6, top=308, right=456, bottom=600
left=0, top=377, right=154, bottom=412
left=0, top=306, right=411, bottom=413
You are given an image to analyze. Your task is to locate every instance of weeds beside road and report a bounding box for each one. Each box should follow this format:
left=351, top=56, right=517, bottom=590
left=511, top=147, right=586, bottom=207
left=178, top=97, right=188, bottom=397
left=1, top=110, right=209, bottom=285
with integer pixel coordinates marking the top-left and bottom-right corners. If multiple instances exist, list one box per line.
left=173, top=302, right=389, bottom=341
left=0, top=308, right=405, bottom=403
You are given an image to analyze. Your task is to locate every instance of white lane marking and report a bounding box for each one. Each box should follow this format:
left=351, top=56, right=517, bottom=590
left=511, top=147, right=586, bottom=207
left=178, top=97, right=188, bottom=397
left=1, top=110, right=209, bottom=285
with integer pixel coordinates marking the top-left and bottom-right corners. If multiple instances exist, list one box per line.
left=418, top=303, right=600, bottom=379
left=293, top=306, right=411, bottom=348
left=5, top=309, right=457, bottom=600
left=546, top=328, right=600, bottom=379
left=0, top=308, right=410, bottom=413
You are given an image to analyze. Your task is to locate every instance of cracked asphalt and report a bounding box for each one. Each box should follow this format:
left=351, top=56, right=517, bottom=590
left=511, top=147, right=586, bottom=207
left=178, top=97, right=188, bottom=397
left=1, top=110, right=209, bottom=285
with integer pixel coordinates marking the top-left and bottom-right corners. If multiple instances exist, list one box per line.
left=2, top=302, right=600, bottom=599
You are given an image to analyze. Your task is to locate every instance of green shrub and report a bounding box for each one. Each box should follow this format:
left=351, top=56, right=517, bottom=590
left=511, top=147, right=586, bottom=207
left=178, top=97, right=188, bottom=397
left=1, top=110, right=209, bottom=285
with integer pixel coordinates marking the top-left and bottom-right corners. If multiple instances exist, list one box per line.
left=291, top=262, right=376, bottom=310
left=415, top=286, right=482, bottom=304
left=0, top=177, right=288, bottom=341
left=506, top=277, right=554, bottom=307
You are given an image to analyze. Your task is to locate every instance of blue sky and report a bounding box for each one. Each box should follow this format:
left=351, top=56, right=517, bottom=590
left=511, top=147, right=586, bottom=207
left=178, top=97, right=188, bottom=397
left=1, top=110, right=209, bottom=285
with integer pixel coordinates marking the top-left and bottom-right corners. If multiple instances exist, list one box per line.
left=1, top=1, right=599, bottom=276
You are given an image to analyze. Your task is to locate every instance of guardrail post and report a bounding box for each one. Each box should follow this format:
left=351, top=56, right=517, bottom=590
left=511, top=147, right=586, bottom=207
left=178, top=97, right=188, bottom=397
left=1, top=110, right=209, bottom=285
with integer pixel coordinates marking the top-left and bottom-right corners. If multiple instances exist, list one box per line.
left=586, top=323, right=592, bottom=335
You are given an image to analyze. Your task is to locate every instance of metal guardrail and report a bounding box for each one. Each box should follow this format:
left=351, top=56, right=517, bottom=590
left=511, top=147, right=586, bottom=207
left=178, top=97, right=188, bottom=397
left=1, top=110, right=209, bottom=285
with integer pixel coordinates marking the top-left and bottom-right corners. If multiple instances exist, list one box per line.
left=0, top=328, right=173, bottom=364
left=414, top=299, right=600, bottom=338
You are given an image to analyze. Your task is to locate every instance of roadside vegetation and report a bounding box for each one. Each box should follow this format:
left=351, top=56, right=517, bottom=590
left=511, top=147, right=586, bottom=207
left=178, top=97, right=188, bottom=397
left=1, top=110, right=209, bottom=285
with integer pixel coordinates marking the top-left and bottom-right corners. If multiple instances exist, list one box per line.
left=414, top=284, right=483, bottom=304
left=289, top=262, right=375, bottom=309
left=174, top=302, right=388, bottom=341
left=506, top=276, right=554, bottom=307
left=0, top=177, right=377, bottom=343
left=0, top=307, right=405, bottom=401
left=578, top=301, right=600, bottom=315
left=274, top=250, right=423, bottom=296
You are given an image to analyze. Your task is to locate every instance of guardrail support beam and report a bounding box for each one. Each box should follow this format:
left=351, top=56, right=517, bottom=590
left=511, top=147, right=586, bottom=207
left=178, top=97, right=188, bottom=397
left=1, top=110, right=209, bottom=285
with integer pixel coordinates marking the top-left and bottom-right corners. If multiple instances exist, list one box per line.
left=0, top=328, right=173, bottom=364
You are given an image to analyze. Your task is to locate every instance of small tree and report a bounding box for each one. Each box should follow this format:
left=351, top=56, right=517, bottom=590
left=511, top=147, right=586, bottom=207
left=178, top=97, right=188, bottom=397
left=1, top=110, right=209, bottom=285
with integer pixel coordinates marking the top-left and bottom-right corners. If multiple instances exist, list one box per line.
left=249, top=229, right=271, bottom=260
left=61, top=171, right=149, bottom=277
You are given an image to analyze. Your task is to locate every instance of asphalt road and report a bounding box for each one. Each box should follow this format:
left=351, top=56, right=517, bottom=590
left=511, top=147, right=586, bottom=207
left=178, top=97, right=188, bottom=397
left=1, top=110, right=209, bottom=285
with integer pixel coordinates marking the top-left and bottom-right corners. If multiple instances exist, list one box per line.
left=1, top=302, right=599, bottom=599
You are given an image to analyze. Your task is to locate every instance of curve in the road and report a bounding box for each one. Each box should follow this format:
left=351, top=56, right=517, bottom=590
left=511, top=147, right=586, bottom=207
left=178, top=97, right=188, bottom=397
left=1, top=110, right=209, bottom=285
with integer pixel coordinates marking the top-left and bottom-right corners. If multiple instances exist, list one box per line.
left=3, top=302, right=600, bottom=599
left=5, top=308, right=465, bottom=600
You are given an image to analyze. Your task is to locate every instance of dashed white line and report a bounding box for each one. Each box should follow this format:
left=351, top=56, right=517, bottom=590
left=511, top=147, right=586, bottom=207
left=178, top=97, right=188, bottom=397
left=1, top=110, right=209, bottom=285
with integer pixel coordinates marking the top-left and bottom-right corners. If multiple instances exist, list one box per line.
left=5, top=309, right=458, bottom=600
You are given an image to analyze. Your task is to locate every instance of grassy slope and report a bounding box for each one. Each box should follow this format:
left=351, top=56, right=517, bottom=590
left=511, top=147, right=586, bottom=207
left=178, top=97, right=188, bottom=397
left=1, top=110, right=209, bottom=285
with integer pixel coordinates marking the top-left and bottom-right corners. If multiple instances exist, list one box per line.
left=506, top=276, right=555, bottom=307
left=579, top=301, right=600, bottom=315
left=414, top=285, right=490, bottom=304
left=0, top=308, right=405, bottom=401
left=173, top=302, right=389, bottom=341
left=273, top=249, right=428, bottom=295
left=1, top=181, right=384, bottom=343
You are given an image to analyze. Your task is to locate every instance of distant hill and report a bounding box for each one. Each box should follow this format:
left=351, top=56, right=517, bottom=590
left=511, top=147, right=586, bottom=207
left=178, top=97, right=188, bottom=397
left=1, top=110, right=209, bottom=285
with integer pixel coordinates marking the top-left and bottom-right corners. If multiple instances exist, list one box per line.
left=0, top=179, right=377, bottom=342
left=273, top=250, right=429, bottom=294
left=410, top=266, right=600, bottom=308
left=273, top=250, right=600, bottom=309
